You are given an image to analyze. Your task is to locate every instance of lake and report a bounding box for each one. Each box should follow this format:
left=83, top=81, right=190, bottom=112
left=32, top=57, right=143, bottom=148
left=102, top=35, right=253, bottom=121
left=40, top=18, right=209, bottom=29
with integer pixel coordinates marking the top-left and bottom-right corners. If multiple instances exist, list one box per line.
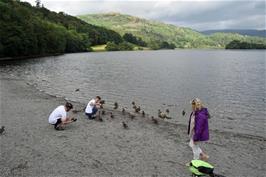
left=0, top=50, right=265, bottom=137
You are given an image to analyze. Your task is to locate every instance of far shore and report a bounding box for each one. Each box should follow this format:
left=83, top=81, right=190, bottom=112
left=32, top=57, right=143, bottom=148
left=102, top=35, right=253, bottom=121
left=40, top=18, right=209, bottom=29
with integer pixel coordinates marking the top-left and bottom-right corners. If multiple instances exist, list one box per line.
left=0, top=75, right=265, bottom=177
left=2, top=47, right=265, bottom=61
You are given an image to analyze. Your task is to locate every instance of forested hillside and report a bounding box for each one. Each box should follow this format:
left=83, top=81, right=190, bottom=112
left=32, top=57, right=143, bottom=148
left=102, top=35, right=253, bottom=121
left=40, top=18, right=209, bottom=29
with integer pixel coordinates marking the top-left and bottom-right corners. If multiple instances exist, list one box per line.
left=0, top=0, right=122, bottom=58
left=78, top=13, right=266, bottom=49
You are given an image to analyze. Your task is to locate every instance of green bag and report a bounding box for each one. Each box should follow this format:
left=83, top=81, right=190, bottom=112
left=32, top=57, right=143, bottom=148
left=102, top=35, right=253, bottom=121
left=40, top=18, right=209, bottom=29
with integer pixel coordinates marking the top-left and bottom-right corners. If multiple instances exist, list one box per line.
left=189, top=160, right=214, bottom=176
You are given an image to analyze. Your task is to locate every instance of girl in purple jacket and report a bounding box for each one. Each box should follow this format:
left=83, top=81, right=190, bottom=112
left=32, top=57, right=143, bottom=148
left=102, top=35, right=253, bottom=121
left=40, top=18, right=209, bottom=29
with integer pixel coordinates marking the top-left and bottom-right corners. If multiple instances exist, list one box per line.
left=188, top=98, right=210, bottom=161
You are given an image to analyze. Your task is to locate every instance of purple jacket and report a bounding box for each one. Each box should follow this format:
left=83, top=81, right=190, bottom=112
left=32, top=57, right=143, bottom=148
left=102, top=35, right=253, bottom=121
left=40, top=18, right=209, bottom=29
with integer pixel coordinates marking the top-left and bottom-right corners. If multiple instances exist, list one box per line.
left=188, top=108, right=210, bottom=142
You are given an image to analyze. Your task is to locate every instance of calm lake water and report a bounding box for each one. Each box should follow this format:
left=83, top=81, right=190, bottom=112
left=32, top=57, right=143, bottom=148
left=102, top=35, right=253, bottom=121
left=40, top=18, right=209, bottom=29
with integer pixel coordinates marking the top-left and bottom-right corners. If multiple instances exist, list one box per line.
left=0, top=50, right=265, bottom=137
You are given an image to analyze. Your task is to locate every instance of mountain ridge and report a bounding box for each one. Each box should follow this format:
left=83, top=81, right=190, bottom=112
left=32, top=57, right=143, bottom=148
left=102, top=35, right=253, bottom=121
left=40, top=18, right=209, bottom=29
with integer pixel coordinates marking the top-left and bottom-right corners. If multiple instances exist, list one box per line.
left=201, top=29, right=266, bottom=38
left=78, top=13, right=266, bottom=49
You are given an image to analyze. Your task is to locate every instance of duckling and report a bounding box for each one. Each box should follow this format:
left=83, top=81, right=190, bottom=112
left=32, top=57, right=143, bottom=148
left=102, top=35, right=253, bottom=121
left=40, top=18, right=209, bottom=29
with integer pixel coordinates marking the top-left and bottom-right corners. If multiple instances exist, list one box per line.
left=75, top=88, right=80, bottom=92
left=182, top=110, right=186, bottom=116
left=151, top=116, right=158, bottom=124
left=101, top=110, right=105, bottom=115
left=0, top=126, right=5, bottom=135
left=110, top=112, right=114, bottom=119
left=135, top=106, right=141, bottom=113
left=114, top=102, right=118, bottom=109
left=166, top=109, right=170, bottom=114
left=122, top=122, right=128, bottom=129
left=142, top=111, right=145, bottom=117
left=132, top=101, right=135, bottom=105
left=122, top=108, right=126, bottom=115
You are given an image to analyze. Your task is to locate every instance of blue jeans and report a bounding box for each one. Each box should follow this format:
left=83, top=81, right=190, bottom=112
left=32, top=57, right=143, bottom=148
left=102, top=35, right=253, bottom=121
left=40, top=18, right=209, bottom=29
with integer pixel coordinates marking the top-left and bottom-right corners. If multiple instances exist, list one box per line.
left=86, top=107, right=98, bottom=119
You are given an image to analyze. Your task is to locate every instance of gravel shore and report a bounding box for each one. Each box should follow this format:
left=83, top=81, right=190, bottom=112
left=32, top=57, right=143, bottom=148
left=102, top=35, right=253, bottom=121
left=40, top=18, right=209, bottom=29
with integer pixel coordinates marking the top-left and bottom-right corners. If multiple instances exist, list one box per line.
left=0, top=77, right=265, bottom=177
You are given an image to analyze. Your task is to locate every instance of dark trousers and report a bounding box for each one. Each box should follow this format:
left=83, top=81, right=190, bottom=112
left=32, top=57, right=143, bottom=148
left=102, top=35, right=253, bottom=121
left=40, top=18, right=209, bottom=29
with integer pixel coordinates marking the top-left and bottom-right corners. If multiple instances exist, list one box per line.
left=86, top=107, right=98, bottom=119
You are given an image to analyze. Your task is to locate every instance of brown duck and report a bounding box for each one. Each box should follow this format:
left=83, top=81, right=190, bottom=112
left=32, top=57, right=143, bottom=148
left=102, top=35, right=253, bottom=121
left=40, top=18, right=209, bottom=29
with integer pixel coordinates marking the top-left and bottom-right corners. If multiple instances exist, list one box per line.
left=122, top=122, right=128, bottom=129
left=114, top=102, right=118, bottom=109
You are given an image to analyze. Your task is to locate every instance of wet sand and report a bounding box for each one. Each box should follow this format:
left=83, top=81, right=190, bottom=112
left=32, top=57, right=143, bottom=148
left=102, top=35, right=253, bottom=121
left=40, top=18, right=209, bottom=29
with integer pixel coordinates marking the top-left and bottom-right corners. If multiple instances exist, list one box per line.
left=0, top=77, right=265, bottom=177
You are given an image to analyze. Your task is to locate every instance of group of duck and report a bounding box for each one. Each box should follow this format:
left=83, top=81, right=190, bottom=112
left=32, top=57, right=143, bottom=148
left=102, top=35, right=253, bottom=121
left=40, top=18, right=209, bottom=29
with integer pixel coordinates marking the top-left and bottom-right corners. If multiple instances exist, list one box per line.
left=75, top=100, right=187, bottom=129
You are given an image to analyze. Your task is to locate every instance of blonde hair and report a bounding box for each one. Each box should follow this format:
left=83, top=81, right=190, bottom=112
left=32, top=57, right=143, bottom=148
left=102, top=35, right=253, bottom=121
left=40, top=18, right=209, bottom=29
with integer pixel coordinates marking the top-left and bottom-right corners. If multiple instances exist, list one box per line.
left=191, top=98, right=203, bottom=110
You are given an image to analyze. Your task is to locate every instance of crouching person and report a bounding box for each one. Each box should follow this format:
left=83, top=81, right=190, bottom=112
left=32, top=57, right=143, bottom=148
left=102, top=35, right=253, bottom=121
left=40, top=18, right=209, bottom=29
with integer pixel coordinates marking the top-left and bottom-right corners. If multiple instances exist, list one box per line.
left=85, top=96, right=101, bottom=119
left=48, top=102, right=77, bottom=130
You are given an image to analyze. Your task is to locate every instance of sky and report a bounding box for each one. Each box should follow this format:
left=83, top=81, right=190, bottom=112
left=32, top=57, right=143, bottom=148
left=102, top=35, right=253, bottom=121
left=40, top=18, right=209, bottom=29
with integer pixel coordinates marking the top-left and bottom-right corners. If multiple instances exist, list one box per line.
left=22, top=0, right=266, bottom=31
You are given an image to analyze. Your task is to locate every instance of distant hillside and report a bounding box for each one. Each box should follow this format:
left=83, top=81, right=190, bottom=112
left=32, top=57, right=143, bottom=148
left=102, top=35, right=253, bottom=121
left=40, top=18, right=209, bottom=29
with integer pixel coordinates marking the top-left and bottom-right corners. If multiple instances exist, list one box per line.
left=201, top=29, right=266, bottom=38
left=78, top=13, right=266, bottom=49
left=0, top=1, right=122, bottom=58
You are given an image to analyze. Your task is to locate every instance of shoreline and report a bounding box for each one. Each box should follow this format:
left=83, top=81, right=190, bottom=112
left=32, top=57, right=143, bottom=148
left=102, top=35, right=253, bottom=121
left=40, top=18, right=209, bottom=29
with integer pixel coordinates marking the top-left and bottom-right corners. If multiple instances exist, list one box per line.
left=0, top=53, right=64, bottom=61
left=27, top=79, right=266, bottom=141
left=1, top=49, right=265, bottom=61
left=0, top=77, right=265, bottom=177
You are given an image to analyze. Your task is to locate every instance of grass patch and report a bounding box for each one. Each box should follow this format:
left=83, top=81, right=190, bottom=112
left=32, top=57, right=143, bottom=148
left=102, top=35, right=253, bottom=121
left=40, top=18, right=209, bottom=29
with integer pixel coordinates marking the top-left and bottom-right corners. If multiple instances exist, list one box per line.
left=91, top=44, right=107, bottom=52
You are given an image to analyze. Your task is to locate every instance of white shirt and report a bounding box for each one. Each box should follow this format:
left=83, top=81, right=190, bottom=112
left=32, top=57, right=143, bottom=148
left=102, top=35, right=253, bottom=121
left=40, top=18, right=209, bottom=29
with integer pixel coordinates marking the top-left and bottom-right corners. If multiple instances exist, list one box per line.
left=48, top=105, right=67, bottom=124
left=85, top=99, right=96, bottom=113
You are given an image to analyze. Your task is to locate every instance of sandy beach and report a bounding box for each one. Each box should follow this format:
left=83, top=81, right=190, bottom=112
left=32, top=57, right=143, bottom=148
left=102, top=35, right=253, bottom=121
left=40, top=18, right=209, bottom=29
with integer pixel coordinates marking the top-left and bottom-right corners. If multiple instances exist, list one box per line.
left=0, top=76, right=265, bottom=177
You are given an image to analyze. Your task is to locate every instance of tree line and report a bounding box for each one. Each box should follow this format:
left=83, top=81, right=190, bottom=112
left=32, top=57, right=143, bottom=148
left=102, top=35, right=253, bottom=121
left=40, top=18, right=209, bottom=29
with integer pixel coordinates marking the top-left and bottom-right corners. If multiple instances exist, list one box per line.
left=225, top=40, right=266, bottom=49
left=0, top=0, right=179, bottom=57
left=0, top=0, right=122, bottom=57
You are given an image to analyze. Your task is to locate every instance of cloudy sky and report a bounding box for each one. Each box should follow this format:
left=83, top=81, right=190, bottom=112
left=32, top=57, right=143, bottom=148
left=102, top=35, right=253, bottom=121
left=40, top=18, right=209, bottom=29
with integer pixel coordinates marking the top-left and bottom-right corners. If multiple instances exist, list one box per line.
left=23, top=0, right=265, bottom=31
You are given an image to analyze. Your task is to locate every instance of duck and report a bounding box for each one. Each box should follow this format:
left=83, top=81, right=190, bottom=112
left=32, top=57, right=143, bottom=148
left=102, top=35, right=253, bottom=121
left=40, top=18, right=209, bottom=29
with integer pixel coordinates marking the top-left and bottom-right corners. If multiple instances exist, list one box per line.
left=110, top=112, right=114, bottom=118
left=132, top=101, right=137, bottom=109
left=101, top=110, right=105, bottom=115
left=142, top=111, right=145, bottom=117
left=158, top=109, right=167, bottom=119
left=182, top=110, right=186, bottom=116
left=122, top=122, right=128, bottom=129
left=122, top=108, right=126, bottom=115
left=135, top=106, right=141, bottom=113
left=166, top=109, right=170, bottom=114
left=151, top=116, right=158, bottom=124
left=97, top=112, right=103, bottom=122
left=114, top=102, right=118, bottom=109
left=98, top=116, right=103, bottom=122
left=0, top=126, right=5, bottom=135
left=75, top=88, right=80, bottom=92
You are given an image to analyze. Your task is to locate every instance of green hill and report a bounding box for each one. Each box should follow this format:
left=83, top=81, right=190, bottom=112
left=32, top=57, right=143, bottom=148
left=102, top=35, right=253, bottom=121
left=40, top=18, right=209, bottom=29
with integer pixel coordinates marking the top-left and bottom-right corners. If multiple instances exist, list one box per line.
left=0, top=0, right=122, bottom=58
left=78, top=13, right=266, bottom=49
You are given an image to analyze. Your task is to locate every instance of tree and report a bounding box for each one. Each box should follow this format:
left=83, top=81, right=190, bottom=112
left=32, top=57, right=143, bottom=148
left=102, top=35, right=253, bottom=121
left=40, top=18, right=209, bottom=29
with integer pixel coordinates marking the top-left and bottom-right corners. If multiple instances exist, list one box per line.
left=118, top=41, right=134, bottom=51
left=123, top=33, right=147, bottom=47
left=0, top=0, right=123, bottom=57
left=35, top=0, right=41, bottom=8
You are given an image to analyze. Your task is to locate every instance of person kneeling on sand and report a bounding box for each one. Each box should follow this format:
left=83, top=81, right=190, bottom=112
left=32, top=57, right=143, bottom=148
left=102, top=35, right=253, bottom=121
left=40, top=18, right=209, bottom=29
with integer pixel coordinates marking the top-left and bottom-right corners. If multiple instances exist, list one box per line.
left=188, top=98, right=210, bottom=161
left=48, top=102, right=77, bottom=130
left=85, top=96, right=101, bottom=119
